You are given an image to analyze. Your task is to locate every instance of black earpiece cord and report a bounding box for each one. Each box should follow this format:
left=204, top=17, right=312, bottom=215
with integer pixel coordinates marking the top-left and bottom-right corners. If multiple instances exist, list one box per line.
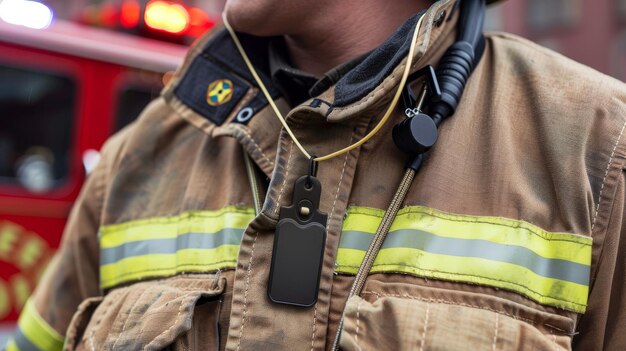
left=406, top=0, right=486, bottom=170
left=431, top=0, right=485, bottom=126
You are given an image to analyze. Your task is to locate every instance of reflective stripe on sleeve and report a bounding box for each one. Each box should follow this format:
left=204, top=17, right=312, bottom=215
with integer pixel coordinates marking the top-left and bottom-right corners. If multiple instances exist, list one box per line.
left=5, top=340, right=19, bottom=351
left=99, top=206, right=255, bottom=288
left=335, top=206, right=593, bottom=313
left=10, top=299, right=64, bottom=351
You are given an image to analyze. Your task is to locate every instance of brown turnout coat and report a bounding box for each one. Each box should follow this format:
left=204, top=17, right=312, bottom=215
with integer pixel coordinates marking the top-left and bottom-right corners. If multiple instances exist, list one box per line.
left=12, top=1, right=626, bottom=350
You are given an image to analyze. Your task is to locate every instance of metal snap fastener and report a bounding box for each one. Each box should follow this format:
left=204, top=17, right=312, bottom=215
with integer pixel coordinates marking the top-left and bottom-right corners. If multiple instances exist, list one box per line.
left=236, top=107, right=254, bottom=123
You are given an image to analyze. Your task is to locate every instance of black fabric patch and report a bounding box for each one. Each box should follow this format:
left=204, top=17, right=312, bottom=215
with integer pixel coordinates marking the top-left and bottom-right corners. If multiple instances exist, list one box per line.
left=177, top=29, right=282, bottom=126
left=204, top=30, right=282, bottom=125
left=174, top=54, right=249, bottom=126
left=174, top=29, right=282, bottom=126
left=332, top=11, right=426, bottom=108
left=204, top=30, right=280, bottom=99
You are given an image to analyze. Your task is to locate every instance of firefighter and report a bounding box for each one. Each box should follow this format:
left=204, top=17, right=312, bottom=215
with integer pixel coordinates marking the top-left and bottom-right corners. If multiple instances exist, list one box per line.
left=7, top=0, right=626, bottom=350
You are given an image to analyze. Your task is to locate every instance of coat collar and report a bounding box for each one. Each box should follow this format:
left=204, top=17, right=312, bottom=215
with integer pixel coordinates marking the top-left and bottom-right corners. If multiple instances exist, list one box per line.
left=162, top=0, right=461, bottom=131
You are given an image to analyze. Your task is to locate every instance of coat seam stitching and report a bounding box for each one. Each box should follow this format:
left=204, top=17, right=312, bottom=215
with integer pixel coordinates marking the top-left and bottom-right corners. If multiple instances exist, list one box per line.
left=230, top=124, right=275, bottom=168
left=591, top=119, right=626, bottom=231
left=275, top=140, right=294, bottom=216
left=492, top=312, right=499, bottom=351
left=355, top=298, right=362, bottom=351
left=310, top=131, right=355, bottom=350
left=419, top=302, right=430, bottom=351
left=236, top=231, right=259, bottom=351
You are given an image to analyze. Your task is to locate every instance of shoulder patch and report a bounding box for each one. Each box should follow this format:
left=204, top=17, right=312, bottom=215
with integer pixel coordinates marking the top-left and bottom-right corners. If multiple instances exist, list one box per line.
left=174, top=54, right=249, bottom=125
left=207, top=79, right=234, bottom=106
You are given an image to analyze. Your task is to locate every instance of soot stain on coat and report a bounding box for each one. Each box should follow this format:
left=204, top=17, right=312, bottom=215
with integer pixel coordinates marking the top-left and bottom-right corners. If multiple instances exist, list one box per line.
left=373, top=185, right=386, bottom=194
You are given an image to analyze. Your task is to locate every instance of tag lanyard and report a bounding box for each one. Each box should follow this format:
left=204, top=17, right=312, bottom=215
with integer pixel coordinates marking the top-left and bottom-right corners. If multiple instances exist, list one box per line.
left=223, top=11, right=426, bottom=307
left=222, top=12, right=426, bottom=164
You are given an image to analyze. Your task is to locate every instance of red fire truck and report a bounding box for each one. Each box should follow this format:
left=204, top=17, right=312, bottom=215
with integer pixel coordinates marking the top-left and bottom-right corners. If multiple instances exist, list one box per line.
left=0, top=1, right=201, bottom=337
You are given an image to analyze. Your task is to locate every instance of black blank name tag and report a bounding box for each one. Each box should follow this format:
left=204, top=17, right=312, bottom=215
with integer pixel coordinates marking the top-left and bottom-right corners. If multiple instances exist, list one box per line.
left=268, top=175, right=328, bottom=307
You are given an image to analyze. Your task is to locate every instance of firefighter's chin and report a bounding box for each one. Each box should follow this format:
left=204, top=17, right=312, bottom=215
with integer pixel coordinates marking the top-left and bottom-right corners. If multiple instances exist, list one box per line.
left=224, top=0, right=313, bottom=36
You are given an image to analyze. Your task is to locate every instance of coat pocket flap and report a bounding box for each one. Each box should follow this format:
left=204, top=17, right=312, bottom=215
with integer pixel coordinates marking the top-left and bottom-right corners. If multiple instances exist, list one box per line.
left=339, top=286, right=575, bottom=351
left=70, top=275, right=225, bottom=350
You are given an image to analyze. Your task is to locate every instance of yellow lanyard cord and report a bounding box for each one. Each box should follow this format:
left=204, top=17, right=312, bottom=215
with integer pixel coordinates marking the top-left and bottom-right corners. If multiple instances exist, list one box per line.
left=222, top=12, right=425, bottom=162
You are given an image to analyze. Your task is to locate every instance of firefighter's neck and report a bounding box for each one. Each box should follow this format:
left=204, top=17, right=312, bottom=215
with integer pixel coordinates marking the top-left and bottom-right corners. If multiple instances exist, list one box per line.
left=284, top=1, right=432, bottom=77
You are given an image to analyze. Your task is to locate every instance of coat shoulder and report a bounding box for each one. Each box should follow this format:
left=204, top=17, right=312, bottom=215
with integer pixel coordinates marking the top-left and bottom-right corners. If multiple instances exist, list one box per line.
left=484, top=31, right=626, bottom=149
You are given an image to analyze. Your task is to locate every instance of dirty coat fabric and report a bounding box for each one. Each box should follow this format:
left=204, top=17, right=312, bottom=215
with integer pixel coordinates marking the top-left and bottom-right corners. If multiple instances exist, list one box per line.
left=8, top=1, right=626, bottom=350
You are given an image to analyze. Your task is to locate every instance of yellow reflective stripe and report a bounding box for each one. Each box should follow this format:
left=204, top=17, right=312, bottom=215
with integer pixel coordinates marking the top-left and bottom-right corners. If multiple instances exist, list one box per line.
left=99, top=207, right=255, bottom=288
left=15, top=299, right=64, bottom=351
left=336, top=247, right=588, bottom=312
left=337, top=206, right=593, bottom=313
left=5, top=340, right=19, bottom=351
left=343, top=206, right=592, bottom=264
left=101, top=245, right=240, bottom=289
left=100, top=206, right=255, bottom=248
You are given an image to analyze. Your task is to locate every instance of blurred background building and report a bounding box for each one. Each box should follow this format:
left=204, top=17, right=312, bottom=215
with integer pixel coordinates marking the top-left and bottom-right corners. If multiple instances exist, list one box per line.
left=486, top=0, right=626, bottom=80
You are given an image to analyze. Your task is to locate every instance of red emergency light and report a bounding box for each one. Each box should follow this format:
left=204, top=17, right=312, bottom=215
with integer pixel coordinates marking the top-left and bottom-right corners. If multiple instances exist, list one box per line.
left=80, top=1, right=216, bottom=43
left=120, top=0, right=140, bottom=29
left=144, top=0, right=189, bottom=34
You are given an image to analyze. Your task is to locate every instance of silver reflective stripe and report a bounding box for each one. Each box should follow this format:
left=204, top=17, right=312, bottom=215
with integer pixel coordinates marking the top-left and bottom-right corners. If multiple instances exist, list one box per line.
left=339, top=229, right=590, bottom=285
left=100, top=228, right=245, bottom=265
left=14, top=328, right=40, bottom=351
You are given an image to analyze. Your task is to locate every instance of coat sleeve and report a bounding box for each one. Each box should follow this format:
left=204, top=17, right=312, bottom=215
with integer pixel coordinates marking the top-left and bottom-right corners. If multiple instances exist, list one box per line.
left=574, top=170, right=626, bottom=350
left=5, top=130, right=128, bottom=351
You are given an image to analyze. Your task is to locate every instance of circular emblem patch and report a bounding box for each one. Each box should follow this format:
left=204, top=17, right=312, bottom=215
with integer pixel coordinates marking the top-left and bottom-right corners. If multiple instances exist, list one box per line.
left=206, top=79, right=234, bottom=106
